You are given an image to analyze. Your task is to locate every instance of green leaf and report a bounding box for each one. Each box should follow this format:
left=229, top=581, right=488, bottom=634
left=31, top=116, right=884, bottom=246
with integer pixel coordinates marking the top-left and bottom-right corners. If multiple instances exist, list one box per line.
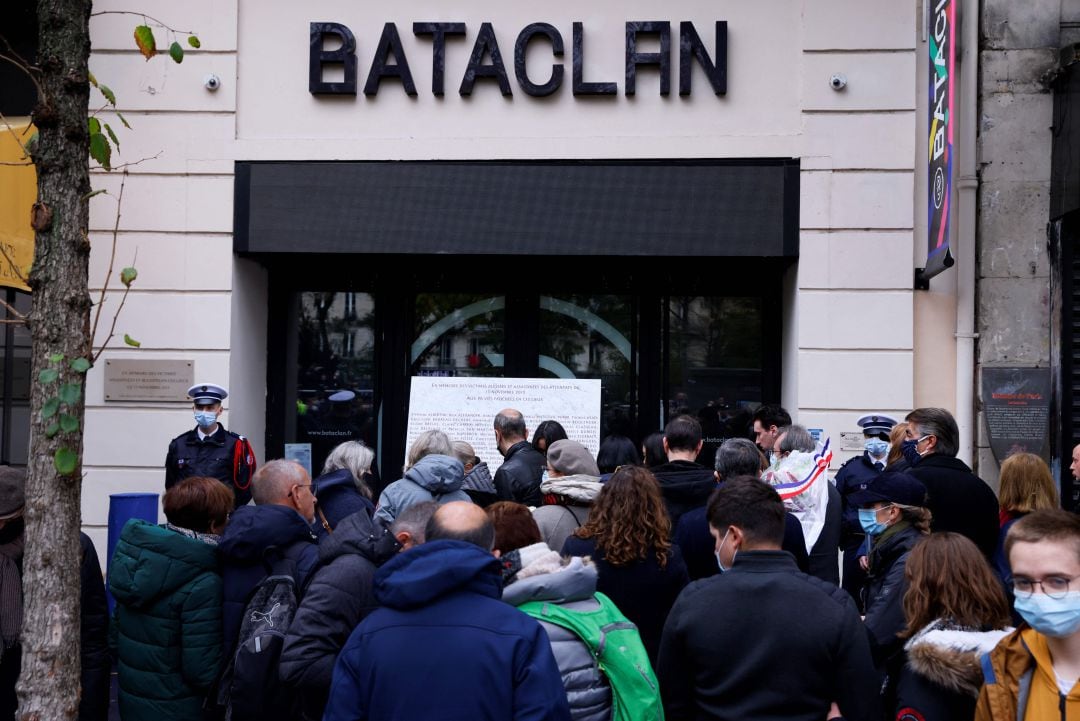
left=187, top=35, right=201, bottom=49
left=58, top=382, right=82, bottom=406
left=134, top=25, right=156, bottom=60
left=88, top=117, right=101, bottom=135
left=41, top=397, right=60, bottom=419
left=105, top=123, right=119, bottom=149
left=116, top=111, right=131, bottom=130
left=99, top=84, right=116, bottom=106
left=54, top=447, right=78, bottom=475
left=59, top=414, right=79, bottom=433
left=83, top=188, right=107, bottom=201
left=38, top=368, right=58, bottom=384
left=70, top=358, right=91, bottom=373
left=169, top=41, right=183, bottom=64
left=49, top=353, right=64, bottom=363
left=87, top=70, right=98, bottom=88
left=44, top=422, right=60, bottom=439
left=120, top=267, right=137, bottom=287
left=123, top=334, right=141, bottom=348
left=89, top=133, right=111, bottom=171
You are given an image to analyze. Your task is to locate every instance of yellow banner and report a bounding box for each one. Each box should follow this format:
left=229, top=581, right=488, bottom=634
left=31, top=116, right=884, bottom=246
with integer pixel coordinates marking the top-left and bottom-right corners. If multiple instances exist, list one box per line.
left=0, top=120, right=36, bottom=292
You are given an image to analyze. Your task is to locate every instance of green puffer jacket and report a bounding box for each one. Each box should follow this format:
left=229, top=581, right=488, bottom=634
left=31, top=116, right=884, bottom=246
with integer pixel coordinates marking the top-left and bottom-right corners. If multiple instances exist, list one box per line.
left=109, top=519, right=223, bottom=721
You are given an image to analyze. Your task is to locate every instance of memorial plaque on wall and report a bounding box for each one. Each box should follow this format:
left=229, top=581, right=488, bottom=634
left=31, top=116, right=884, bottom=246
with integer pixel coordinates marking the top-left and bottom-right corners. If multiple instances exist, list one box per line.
left=104, top=359, right=194, bottom=402
left=981, top=367, right=1051, bottom=463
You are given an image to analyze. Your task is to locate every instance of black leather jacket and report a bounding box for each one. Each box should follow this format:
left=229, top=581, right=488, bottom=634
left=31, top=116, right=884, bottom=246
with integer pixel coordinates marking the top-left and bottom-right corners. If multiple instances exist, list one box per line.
left=493, top=441, right=546, bottom=506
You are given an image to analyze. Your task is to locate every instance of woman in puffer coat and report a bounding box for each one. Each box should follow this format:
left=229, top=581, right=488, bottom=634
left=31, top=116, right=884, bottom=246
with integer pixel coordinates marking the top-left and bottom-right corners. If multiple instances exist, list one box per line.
left=887, top=532, right=1013, bottom=720
left=487, top=502, right=614, bottom=720
left=374, top=430, right=471, bottom=526
left=109, top=476, right=233, bottom=721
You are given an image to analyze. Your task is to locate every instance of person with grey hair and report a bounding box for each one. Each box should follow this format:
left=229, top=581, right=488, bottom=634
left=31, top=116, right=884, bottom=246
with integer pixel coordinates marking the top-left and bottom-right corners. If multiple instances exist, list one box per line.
left=374, top=431, right=471, bottom=527
left=492, top=408, right=547, bottom=506
left=453, top=440, right=498, bottom=508
left=390, top=501, right=438, bottom=550
left=903, top=407, right=999, bottom=559
left=311, top=440, right=376, bottom=539
left=324, top=502, right=571, bottom=721
left=768, top=425, right=843, bottom=586
left=676, top=438, right=809, bottom=580
left=219, top=460, right=320, bottom=660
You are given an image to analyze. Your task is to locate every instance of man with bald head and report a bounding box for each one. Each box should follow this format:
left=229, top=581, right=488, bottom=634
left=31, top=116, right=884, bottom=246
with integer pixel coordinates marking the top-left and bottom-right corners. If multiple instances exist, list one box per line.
left=493, top=408, right=547, bottom=506
left=324, top=502, right=570, bottom=721
left=219, top=459, right=320, bottom=657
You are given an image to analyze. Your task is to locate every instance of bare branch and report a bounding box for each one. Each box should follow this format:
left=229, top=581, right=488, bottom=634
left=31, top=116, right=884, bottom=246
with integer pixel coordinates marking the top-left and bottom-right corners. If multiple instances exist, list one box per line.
left=88, top=10, right=197, bottom=35
left=0, top=160, right=32, bottom=166
left=0, top=109, right=35, bottom=159
left=95, top=151, right=162, bottom=172
left=0, top=52, right=44, bottom=100
left=0, top=243, right=29, bottom=287
left=0, top=295, right=26, bottom=324
left=0, top=319, right=28, bottom=325
left=91, top=279, right=134, bottom=364
left=89, top=171, right=126, bottom=359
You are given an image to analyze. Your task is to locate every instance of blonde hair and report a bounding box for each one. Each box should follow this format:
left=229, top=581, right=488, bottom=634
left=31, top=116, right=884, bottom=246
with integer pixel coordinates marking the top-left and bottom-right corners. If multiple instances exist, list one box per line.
left=998, top=452, right=1058, bottom=514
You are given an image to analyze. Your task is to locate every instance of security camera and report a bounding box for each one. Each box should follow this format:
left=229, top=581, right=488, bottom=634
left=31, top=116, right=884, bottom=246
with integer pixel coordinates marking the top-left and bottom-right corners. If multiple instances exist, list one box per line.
left=829, top=73, right=847, bottom=91
left=204, top=74, right=221, bottom=91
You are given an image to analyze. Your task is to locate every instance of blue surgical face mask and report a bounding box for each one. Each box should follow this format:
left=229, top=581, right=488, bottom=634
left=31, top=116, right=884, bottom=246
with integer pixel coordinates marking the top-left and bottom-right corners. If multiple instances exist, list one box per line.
left=865, top=439, right=889, bottom=459
left=858, top=505, right=892, bottom=536
left=541, top=470, right=550, bottom=485
left=714, top=529, right=735, bottom=573
left=1014, top=591, right=1080, bottom=637
left=194, top=410, right=218, bottom=429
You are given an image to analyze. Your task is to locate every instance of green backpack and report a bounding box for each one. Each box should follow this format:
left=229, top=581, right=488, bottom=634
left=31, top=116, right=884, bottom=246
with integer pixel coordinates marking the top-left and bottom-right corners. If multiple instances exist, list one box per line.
left=518, top=592, right=664, bottom=721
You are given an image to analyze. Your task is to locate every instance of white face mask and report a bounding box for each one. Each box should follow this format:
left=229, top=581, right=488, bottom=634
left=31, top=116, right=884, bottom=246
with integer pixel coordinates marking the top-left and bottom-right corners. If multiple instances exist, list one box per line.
left=714, top=529, right=735, bottom=573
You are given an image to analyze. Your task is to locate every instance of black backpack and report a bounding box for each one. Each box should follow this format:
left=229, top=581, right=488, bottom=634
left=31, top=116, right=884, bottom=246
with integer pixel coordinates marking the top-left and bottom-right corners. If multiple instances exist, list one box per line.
left=218, top=550, right=300, bottom=721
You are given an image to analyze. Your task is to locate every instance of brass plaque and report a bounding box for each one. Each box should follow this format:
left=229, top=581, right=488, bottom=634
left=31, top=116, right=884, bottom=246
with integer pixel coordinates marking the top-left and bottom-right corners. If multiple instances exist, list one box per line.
left=104, top=359, right=194, bottom=402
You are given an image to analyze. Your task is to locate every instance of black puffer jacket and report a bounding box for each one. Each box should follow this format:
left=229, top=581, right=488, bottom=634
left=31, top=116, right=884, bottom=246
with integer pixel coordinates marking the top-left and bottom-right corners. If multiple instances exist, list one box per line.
left=493, top=441, right=546, bottom=506
left=863, top=523, right=924, bottom=667
left=279, top=511, right=399, bottom=720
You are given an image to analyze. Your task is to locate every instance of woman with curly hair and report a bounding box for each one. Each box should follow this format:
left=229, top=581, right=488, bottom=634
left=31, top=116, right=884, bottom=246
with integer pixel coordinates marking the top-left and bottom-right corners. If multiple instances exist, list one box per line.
left=886, top=533, right=1013, bottom=720
left=561, top=466, right=689, bottom=663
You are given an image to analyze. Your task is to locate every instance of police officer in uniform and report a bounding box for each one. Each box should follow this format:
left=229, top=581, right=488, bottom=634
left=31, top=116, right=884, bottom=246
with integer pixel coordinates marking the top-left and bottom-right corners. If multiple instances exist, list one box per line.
left=165, top=383, right=256, bottom=507
left=834, top=413, right=896, bottom=609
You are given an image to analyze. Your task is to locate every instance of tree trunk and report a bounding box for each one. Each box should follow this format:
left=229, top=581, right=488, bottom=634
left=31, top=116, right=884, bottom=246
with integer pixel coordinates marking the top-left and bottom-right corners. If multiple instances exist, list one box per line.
left=17, top=0, right=92, bottom=719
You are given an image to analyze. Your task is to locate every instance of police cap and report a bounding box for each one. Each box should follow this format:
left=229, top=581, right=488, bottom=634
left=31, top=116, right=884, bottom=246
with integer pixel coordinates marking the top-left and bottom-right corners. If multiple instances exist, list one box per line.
left=857, top=414, right=897, bottom=437
left=188, top=383, right=228, bottom=405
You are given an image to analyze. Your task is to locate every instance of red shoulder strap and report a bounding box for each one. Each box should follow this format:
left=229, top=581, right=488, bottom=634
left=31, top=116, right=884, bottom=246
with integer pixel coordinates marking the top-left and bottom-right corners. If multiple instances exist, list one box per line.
left=232, top=437, right=256, bottom=490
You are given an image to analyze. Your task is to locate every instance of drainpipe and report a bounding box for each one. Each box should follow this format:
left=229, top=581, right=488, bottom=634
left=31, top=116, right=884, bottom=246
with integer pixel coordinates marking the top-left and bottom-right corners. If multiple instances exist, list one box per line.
left=955, top=0, right=979, bottom=467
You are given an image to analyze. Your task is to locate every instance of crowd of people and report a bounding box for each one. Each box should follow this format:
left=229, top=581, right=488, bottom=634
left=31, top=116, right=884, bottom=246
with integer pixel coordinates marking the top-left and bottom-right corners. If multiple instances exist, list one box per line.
left=3, top=395, right=1080, bottom=721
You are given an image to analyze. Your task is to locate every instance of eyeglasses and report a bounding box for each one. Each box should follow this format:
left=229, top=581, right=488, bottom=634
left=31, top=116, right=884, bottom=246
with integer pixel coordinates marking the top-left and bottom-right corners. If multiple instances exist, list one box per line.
left=1013, top=575, right=1077, bottom=600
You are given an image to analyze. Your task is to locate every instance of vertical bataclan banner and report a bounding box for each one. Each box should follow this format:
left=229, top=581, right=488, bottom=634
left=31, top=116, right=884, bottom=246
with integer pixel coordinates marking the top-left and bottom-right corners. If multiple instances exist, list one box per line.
left=924, top=0, right=956, bottom=280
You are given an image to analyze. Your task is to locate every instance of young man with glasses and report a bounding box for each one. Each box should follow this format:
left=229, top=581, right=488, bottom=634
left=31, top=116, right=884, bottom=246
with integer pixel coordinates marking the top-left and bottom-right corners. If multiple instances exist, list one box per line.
left=165, top=382, right=257, bottom=507
left=977, top=508, right=1080, bottom=719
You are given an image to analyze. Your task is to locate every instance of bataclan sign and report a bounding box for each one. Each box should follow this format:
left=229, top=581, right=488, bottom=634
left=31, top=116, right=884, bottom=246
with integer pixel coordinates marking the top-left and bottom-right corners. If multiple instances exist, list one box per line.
left=309, top=21, right=727, bottom=98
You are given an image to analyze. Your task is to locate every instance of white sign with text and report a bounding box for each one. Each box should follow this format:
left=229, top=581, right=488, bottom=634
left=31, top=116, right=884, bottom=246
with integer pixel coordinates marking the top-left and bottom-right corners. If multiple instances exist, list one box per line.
left=405, top=376, right=602, bottom=474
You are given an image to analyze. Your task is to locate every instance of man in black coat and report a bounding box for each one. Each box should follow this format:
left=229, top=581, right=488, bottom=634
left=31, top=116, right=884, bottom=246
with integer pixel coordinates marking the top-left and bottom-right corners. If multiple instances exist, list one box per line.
left=492, top=409, right=547, bottom=507
left=658, top=478, right=880, bottom=721
left=651, top=415, right=717, bottom=528
left=902, top=407, right=999, bottom=560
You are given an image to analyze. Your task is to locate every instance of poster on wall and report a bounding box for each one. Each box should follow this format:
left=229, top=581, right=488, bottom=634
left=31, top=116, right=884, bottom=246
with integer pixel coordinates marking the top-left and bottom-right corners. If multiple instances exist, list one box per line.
left=404, top=376, right=601, bottom=475
left=981, top=367, right=1051, bottom=464
left=923, top=0, right=956, bottom=282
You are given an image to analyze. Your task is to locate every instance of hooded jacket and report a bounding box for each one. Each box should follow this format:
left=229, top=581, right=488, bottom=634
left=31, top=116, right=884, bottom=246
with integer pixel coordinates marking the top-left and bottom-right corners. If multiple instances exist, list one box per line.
left=532, top=475, right=603, bottom=552
left=649, top=460, right=717, bottom=528
left=280, top=510, right=398, bottom=720
left=501, top=545, right=612, bottom=721
left=890, top=619, right=1012, bottom=721
left=311, top=468, right=375, bottom=539
left=218, top=504, right=319, bottom=655
left=373, top=454, right=470, bottom=526
left=323, top=540, right=572, bottom=721
left=108, top=520, right=223, bottom=721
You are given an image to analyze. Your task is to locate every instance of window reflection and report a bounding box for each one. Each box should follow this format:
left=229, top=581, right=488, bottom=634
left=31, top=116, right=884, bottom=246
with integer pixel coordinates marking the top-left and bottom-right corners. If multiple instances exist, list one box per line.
left=412, top=294, right=505, bottom=377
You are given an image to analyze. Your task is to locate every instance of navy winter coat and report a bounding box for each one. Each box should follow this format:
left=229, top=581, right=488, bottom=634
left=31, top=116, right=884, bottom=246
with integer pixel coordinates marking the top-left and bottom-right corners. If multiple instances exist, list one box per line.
left=311, top=468, right=375, bottom=539
left=323, top=540, right=571, bottom=721
left=218, top=504, right=319, bottom=655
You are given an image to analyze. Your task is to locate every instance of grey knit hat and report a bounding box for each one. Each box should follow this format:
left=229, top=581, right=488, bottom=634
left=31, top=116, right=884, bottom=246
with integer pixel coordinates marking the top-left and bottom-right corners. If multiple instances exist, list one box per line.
left=0, top=466, right=26, bottom=520
left=547, top=440, right=599, bottom=477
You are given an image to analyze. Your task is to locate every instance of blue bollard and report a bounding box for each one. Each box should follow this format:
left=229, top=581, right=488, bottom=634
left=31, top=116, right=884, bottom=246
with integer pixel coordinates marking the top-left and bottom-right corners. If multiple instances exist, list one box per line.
left=106, top=492, right=159, bottom=614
